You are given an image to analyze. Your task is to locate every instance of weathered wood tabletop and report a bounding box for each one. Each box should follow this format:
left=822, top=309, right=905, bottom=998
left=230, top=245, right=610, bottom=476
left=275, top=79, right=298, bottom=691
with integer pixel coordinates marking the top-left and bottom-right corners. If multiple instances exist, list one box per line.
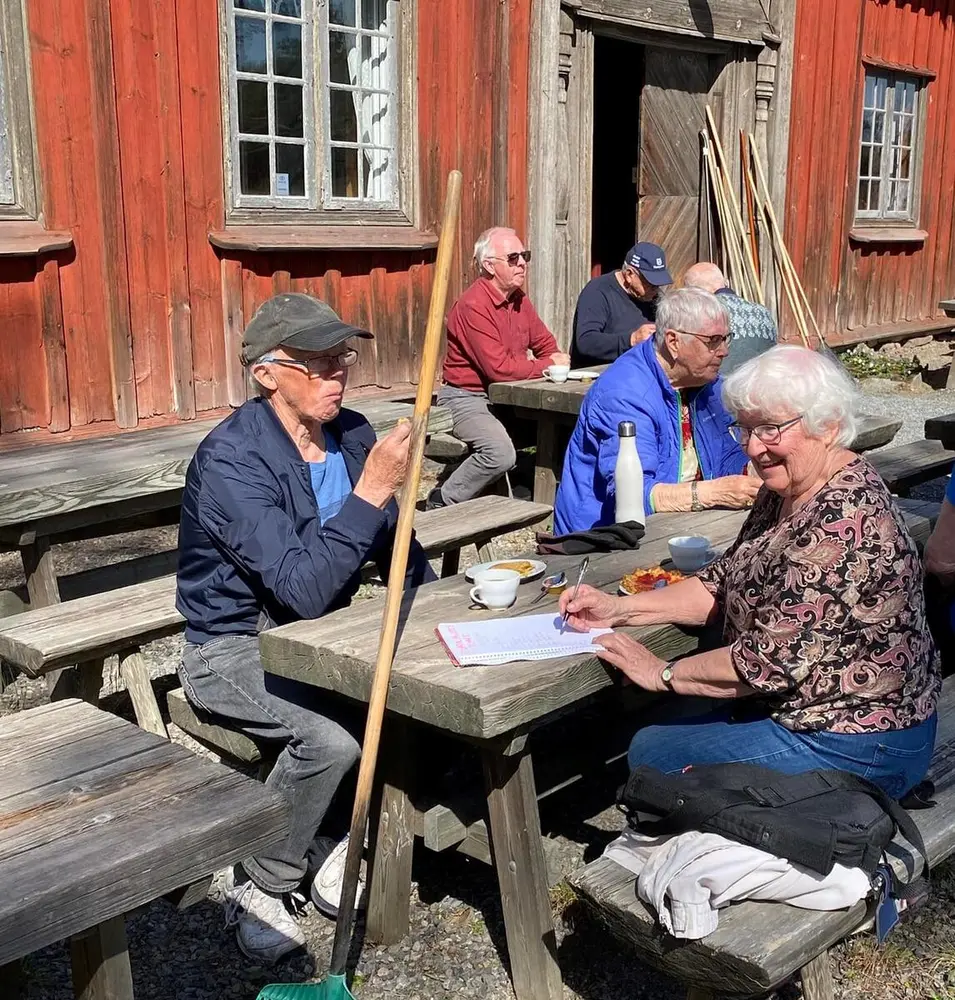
left=0, top=699, right=289, bottom=998
left=925, top=412, right=955, bottom=449
left=0, top=398, right=451, bottom=611
left=259, top=497, right=939, bottom=1000
left=489, top=370, right=903, bottom=504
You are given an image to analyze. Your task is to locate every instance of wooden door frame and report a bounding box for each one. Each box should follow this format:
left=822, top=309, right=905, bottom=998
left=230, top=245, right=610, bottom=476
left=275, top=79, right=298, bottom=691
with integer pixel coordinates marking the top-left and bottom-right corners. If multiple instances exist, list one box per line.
left=527, top=0, right=797, bottom=341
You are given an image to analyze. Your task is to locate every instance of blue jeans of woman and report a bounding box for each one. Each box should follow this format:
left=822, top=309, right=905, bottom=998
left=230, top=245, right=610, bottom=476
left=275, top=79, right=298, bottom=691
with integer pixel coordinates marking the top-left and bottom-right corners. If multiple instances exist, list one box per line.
left=628, top=701, right=937, bottom=800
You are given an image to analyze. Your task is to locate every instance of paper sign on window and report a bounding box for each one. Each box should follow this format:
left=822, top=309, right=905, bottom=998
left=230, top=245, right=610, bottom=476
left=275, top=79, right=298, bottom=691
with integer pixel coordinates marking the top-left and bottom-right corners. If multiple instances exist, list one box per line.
left=276, top=173, right=290, bottom=197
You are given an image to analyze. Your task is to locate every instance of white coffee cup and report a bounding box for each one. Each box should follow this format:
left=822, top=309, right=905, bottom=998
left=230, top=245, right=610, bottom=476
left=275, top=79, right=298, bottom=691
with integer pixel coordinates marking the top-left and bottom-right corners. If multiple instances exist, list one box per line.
left=667, top=535, right=714, bottom=573
left=543, top=365, right=570, bottom=383
left=470, top=568, right=521, bottom=609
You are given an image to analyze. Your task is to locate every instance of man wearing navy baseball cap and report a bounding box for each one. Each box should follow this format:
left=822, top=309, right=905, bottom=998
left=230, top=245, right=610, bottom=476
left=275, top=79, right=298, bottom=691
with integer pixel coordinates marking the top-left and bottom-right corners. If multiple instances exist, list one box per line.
left=571, top=241, right=673, bottom=368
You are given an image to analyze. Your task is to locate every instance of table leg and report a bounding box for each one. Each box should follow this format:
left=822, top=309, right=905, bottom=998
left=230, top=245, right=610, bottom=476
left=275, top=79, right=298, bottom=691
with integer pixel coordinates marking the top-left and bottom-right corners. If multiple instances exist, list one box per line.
left=0, top=959, right=24, bottom=999
left=441, top=548, right=461, bottom=578
left=482, top=742, right=562, bottom=1000
left=20, top=536, right=60, bottom=608
left=120, top=649, right=168, bottom=738
left=533, top=420, right=558, bottom=508
left=366, top=718, right=416, bottom=945
left=70, top=916, right=135, bottom=1000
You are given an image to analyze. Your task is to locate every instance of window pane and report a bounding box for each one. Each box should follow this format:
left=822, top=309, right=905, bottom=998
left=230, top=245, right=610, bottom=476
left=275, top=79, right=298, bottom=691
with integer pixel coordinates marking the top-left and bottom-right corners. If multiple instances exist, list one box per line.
left=870, top=179, right=881, bottom=210
left=861, top=110, right=872, bottom=144
left=235, top=16, right=267, bottom=73
left=239, top=140, right=270, bottom=195
left=331, top=146, right=359, bottom=196
left=873, top=110, right=884, bottom=145
left=902, top=115, right=914, bottom=147
left=236, top=0, right=266, bottom=10
left=237, top=79, right=268, bottom=134
left=361, top=34, right=389, bottom=87
left=273, top=22, right=302, bottom=77
left=274, top=83, right=304, bottom=137
left=271, top=0, right=301, bottom=14
left=874, top=74, right=888, bottom=109
left=864, top=72, right=876, bottom=109
left=871, top=144, right=882, bottom=177
left=330, top=0, right=357, bottom=26
left=895, top=179, right=910, bottom=213
left=329, top=30, right=356, bottom=84
left=363, top=147, right=394, bottom=201
left=330, top=89, right=358, bottom=142
left=364, top=92, right=391, bottom=146
left=276, top=143, right=305, bottom=196
left=905, top=81, right=916, bottom=113
left=898, top=145, right=911, bottom=179
left=859, top=145, right=871, bottom=178
left=362, top=0, right=389, bottom=29
left=894, top=82, right=906, bottom=113
left=857, top=179, right=869, bottom=212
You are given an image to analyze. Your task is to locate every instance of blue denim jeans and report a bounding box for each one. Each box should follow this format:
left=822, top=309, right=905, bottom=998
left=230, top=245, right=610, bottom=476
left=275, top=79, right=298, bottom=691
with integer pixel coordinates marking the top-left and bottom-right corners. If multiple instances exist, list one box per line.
left=628, top=702, right=938, bottom=800
left=179, top=635, right=360, bottom=894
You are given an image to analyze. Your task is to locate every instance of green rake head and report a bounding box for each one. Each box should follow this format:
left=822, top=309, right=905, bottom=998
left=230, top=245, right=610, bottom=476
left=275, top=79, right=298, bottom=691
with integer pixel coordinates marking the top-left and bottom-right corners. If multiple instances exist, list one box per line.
left=255, top=975, right=354, bottom=1000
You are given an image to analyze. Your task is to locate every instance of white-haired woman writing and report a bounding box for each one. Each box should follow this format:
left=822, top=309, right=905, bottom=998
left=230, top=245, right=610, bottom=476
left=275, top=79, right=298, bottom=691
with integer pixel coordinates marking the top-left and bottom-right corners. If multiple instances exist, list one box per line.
left=561, top=345, right=940, bottom=797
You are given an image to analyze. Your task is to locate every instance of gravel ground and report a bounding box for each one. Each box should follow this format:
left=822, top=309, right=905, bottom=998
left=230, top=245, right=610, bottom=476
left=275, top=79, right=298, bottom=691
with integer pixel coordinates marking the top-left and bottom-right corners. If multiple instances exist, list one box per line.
left=7, top=386, right=955, bottom=1000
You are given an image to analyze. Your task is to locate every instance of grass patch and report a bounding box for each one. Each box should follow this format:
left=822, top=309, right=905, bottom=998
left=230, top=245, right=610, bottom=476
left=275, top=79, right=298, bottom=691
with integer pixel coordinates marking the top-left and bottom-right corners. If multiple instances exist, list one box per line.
left=549, top=880, right=578, bottom=918
left=841, top=344, right=919, bottom=381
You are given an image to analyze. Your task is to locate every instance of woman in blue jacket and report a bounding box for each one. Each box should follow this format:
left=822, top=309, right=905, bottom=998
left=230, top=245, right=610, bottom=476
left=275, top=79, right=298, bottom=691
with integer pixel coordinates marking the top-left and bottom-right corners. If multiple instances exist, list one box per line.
left=554, top=287, right=759, bottom=533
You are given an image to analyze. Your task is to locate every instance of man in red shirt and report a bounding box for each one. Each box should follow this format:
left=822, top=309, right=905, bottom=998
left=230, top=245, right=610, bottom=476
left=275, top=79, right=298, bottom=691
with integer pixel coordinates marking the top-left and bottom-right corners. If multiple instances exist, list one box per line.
left=429, top=226, right=569, bottom=508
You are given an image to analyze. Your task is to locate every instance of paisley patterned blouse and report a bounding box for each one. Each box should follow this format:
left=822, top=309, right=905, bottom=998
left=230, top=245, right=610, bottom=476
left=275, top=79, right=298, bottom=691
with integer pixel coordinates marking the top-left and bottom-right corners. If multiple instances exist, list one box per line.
left=696, top=457, right=940, bottom=733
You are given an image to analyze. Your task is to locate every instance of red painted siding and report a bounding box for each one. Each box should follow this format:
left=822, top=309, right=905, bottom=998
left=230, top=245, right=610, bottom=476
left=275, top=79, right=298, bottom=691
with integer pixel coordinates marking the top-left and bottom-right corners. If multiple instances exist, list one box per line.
left=0, top=0, right=530, bottom=444
left=786, top=0, right=955, bottom=344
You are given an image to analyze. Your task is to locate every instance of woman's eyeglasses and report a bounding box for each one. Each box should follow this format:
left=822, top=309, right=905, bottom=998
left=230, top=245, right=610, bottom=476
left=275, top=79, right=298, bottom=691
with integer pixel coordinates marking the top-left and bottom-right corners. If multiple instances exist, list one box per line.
left=259, top=350, right=360, bottom=377
left=728, top=415, right=803, bottom=445
left=488, top=250, right=533, bottom=266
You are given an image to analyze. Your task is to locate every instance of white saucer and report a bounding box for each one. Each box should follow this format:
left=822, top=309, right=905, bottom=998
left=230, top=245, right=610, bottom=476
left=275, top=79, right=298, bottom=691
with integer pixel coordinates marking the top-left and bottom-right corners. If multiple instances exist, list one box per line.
left=465, top=559, right=547, bottom=583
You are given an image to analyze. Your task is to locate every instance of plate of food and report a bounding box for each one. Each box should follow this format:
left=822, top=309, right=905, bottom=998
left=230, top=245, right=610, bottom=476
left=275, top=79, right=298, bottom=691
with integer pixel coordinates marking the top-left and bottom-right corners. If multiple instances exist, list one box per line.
left=567, top=370, right=601, bottom=381
left=465, top=559, right=547, bottom=583
left=618, top=565, right=687, bottom=596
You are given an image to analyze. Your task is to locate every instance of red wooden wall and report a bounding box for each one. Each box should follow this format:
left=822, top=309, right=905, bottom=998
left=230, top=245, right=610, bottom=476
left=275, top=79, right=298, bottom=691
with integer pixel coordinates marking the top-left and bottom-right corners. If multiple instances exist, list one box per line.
left=0, top=0, right=530, bottom=444
left=786, top=0, right=955, bottom=345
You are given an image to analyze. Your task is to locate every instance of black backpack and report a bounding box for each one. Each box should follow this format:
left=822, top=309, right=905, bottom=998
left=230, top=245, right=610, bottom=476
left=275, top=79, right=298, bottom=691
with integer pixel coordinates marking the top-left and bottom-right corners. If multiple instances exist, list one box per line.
left=617, top=763, right=930, bottom=894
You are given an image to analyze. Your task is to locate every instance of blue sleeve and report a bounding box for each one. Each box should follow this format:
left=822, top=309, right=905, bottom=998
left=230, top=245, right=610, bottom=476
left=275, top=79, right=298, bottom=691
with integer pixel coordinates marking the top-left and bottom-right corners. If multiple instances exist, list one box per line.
left=573, top=286, right=630, bottom=363
left=197, top=456, right=390, bottom=621
left=590, top=393, right=662, bottom=513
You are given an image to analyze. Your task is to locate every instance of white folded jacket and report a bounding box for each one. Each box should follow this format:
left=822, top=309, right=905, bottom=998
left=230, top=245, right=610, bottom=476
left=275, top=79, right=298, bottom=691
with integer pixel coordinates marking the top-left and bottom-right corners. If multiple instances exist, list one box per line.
left=603, top=827, right=871, bottom=939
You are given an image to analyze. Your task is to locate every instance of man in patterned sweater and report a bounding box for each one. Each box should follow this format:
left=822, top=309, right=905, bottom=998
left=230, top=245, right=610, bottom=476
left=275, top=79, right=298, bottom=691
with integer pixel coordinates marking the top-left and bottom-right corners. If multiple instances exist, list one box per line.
left=684, top=262, right=777, bottom=375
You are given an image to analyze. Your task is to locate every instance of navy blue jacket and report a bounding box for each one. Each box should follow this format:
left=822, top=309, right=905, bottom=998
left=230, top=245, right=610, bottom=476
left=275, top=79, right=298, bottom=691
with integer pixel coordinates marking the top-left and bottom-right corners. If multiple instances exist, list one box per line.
left=554, top=337, right=746, bottom=533
left=571, top=272, right=656, bottom=368
left=177, top=397, right=434, bottom=644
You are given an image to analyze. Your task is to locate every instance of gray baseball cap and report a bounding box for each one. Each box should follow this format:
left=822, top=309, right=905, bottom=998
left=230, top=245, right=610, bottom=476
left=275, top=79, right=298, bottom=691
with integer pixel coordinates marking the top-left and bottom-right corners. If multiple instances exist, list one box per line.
left=240, top=292, right=372, bottom=366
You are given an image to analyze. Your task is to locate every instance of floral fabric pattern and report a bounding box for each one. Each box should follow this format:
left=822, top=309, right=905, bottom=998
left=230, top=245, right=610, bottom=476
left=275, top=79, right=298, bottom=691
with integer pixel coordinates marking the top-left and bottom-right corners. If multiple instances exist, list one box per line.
left=697, top=457, right=940, bottom=733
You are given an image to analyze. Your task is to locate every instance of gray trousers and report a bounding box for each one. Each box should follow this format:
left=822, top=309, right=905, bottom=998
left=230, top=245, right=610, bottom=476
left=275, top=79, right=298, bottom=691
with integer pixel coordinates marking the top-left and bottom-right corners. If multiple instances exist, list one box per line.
left=437, top=385, right=517, bottom=504
left=179, top=635, right=360, bottom=894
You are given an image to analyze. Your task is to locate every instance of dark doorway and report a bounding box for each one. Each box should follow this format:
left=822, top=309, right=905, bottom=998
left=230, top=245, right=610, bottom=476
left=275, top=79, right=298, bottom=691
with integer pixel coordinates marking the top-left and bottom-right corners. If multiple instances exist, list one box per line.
left=590, top=36, right=643, bottom=277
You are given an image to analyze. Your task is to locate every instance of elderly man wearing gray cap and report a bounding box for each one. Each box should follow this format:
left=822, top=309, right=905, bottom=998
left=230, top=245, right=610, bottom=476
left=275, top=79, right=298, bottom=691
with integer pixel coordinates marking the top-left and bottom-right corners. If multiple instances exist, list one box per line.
left=176, top=293, right=434, bottom=964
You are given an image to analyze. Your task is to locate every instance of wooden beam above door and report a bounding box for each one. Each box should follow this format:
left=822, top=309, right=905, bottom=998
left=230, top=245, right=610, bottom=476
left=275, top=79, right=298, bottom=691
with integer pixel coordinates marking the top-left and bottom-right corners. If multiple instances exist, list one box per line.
left=566, top=0, right=771, bottom=47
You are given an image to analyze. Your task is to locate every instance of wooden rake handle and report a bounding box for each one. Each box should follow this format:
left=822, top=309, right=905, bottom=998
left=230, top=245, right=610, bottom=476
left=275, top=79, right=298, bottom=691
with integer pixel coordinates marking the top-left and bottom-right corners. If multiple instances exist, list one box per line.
left=329, top=169, right=463, bottom=977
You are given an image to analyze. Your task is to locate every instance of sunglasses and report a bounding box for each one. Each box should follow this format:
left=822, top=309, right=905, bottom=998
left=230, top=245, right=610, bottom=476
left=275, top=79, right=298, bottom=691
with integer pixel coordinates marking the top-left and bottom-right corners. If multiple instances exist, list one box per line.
left=677, top=330, right=734, bottom=351
left=728, top=415, right=803, bottom=445
left=259, top=349, right=359, bottom=377
left=488, top=250, right=532, bottom=266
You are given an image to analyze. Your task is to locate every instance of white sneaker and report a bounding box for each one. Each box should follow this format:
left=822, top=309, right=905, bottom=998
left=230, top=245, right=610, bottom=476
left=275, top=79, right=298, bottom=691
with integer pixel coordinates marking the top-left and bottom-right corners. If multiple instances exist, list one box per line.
left=216, top=865, right=306, bottom=964
left=310, top=835, right=366, bottom=919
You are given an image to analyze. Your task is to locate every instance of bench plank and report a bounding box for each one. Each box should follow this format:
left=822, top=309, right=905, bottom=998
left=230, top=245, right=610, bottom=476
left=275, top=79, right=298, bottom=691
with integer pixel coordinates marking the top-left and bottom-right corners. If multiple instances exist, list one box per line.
left=869, top=439, right=955, bottom=493
left=0, top=497, right=552, bottom=676
left=568, top=680, right=955, bottom=996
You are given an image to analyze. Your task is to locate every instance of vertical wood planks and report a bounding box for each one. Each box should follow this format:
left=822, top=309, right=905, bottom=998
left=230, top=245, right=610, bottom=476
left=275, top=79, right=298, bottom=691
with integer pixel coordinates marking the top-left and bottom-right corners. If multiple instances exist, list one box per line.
left=220, top=257, right=247, bottom=407
left=39, top=257, right=70, bottom=432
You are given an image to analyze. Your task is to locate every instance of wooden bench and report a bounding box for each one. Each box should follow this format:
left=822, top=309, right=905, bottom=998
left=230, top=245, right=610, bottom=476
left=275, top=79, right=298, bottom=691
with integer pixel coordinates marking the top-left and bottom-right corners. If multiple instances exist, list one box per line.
left=0, top=496, right=552, bottom=739
left=568, top=678, right=955, bottom=1000
left=869, top=439, right=955, bottom=496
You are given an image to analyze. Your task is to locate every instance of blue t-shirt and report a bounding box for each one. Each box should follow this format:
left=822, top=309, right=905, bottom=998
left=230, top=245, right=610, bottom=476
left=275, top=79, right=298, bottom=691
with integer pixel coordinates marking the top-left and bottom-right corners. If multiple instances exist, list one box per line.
left=309, top=434, right=352, bottom=525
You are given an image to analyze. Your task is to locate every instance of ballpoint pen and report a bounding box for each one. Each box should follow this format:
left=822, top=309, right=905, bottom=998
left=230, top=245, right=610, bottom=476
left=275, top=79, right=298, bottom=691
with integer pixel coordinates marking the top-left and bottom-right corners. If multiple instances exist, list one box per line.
left=560, top=556, right=589, bottom=631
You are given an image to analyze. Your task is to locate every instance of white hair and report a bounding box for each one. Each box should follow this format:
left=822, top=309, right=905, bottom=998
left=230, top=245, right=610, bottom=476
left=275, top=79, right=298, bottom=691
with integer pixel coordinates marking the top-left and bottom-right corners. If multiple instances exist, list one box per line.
left=654, top=287, right=729, bottom=348
left=721, top=345, right=859, bottom=447
left=473, top=226, right=516, bottom=274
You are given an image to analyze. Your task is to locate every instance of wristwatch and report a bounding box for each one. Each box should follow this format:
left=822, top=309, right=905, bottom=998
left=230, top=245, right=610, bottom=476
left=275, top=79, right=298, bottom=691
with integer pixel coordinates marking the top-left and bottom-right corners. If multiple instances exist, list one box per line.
left=660, top=661, right=676, bottom=691
left=690, top=481, right=704, bottom=512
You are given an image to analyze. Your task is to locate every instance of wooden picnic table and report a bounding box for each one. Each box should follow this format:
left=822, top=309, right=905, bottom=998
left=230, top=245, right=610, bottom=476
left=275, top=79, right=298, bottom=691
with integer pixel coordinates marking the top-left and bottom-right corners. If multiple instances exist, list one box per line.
left=925, top=412, right=955, bottom=450
left=259, top=497, right=939, bottom=1000
left=0, top=399, right=451, bottom=612
left=0, top=698, right=288, bottom=999
left=488, top=372, right=903, bottom=504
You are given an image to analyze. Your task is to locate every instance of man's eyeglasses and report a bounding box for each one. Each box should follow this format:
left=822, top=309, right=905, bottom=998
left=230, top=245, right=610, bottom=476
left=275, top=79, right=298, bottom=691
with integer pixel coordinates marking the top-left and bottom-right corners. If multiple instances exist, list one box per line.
left=728, top=415, right=803, bottom=445
left=259, top=349, right=359, bottom=377
left=488, top=250, right=532, bottom=266
left=678, top=330, right=734, bottom=351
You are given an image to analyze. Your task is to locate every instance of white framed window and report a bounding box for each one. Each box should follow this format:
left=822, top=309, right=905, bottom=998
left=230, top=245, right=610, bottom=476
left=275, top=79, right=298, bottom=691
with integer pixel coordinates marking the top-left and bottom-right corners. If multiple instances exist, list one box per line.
left=0, top=0, right=38, bottom=219
left=222, top=0, right=411, bottom=220
left=856, top=69, right=924, bottom=224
